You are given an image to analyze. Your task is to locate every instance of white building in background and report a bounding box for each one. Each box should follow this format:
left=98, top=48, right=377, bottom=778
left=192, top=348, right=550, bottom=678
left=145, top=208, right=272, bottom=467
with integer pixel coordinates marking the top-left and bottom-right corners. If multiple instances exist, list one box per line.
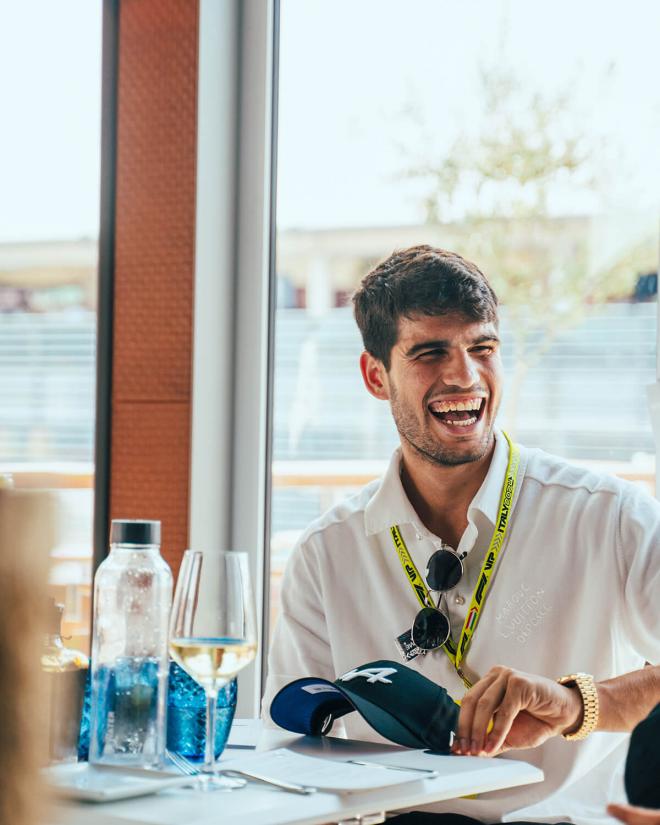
left=0, top=238, right=97, bottom=311
left=277, top=214, right=658, bottom=311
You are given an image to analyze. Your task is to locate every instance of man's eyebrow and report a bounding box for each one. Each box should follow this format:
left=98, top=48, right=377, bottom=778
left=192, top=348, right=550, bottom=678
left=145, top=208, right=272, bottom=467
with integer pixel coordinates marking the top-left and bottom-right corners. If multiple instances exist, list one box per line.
left=472, top=333, right=500, bottom=345
left=404, top=339, right=451, bottom=358
left=404, top=333, right=500, bottom=358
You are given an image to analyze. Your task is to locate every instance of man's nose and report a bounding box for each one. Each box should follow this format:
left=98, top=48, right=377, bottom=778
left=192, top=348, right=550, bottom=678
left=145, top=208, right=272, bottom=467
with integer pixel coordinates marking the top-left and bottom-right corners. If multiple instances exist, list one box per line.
left=442, top=352, right=479, bottom=388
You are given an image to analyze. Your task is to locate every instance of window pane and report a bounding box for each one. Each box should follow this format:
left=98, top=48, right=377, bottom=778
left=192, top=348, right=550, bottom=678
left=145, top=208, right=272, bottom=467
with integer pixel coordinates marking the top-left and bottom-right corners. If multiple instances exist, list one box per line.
left=0, top=2, right=102, bottom=653
left=270, top=0, right=659, bottom=637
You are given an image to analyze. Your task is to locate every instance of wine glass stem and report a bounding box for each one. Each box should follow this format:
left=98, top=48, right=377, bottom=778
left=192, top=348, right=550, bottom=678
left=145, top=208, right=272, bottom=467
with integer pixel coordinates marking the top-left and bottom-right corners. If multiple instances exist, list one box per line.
left=204, top=689, right=218, bottom=773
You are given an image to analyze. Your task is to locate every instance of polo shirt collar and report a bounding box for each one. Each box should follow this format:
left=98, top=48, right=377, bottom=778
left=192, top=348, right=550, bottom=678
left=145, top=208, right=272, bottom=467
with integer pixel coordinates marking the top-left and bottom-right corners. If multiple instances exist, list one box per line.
left=364, top=428, right=509, bottom=538
left=468, top=429, right=508, bottom=528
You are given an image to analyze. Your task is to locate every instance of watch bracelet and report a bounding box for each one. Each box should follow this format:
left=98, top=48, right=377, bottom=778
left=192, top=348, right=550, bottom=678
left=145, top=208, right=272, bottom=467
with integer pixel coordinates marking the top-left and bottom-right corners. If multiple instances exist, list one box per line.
left=557, top=672, right=599, bottom=741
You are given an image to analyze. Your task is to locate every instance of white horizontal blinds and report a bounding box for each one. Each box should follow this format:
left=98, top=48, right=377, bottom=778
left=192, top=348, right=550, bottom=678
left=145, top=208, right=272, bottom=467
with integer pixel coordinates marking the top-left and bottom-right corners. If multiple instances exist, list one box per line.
left=271, top=303, right=657, bottom=535
left=501, top=303, right=656, bottom=459
left=0, top=313, right=96, bottom=463
left=272, top=303, right=656, bottom=459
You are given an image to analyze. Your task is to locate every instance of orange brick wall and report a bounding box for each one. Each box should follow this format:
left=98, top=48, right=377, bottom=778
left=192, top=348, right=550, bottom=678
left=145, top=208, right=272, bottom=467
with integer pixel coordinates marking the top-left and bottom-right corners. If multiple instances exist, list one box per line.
left=110, top=0, right=199, bottom=577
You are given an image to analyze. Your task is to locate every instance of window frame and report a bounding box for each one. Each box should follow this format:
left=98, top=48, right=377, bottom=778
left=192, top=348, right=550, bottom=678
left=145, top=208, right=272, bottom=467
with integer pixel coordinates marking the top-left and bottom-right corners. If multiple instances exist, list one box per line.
left=190, top=0, right=279, bottom=717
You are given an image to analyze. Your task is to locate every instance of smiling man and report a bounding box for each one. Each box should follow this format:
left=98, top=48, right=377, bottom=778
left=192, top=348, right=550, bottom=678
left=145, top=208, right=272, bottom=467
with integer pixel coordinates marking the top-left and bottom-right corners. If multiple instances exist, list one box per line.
left=263, top=246, right=660, bottom=825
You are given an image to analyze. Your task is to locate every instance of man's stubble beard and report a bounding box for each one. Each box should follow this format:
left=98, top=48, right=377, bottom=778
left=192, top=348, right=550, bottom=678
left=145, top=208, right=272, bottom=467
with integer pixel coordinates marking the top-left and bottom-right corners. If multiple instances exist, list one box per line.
left=389, top=382, right=496, bottom=467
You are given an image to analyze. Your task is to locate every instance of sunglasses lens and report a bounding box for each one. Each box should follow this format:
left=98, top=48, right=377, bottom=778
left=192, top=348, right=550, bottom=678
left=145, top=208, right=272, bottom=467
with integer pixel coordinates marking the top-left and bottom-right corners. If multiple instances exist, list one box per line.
left=412, top=607, right=450, bottom=650
left=426, top=548, right=462, bottom=592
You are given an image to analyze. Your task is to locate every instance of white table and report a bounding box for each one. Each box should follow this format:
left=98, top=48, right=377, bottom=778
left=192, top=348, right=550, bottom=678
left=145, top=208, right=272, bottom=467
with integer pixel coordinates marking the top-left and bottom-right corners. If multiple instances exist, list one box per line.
left=48, top=731, right=543, bottom=825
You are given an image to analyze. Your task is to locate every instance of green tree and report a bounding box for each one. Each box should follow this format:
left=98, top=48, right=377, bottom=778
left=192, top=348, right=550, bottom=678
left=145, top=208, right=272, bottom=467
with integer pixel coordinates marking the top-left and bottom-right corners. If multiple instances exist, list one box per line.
left=405, top=65, right=648, bottom=432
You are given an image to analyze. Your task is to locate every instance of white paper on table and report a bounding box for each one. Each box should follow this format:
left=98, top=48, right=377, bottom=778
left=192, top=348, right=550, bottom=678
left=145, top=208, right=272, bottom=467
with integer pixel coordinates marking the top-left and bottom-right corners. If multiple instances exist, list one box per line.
left=287, top=738, right=445, bottom=774
left=219, top=748, right=426, bottom=794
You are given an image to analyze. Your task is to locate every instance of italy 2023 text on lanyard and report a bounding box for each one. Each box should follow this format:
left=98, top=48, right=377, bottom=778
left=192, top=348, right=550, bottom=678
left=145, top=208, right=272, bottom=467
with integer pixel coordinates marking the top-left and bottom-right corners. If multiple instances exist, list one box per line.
left=391, top=431, right=521, bottom=689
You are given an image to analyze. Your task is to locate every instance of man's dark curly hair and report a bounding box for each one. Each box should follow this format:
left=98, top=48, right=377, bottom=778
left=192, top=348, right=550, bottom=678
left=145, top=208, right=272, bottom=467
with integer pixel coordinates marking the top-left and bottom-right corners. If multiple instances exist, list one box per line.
left=352, top=245, right=498, bottom=369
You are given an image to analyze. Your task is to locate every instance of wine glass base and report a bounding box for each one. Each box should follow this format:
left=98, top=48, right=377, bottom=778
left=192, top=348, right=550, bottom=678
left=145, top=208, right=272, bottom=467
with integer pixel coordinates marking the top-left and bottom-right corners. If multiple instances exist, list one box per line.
left=198, top=772, right=246, bottom=792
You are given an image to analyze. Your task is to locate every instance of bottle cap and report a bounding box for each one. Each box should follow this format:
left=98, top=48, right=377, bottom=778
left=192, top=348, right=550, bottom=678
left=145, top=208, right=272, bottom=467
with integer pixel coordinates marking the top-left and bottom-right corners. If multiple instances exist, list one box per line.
left=110, top=519, right=161, bottom=546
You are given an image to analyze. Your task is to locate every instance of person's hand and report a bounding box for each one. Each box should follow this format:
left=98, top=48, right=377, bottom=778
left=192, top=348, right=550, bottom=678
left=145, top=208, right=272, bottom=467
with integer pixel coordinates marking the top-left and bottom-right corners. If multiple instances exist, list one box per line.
left=452, top=665, right=583, bottom=756
left=607, top=804, right=660, bottom=825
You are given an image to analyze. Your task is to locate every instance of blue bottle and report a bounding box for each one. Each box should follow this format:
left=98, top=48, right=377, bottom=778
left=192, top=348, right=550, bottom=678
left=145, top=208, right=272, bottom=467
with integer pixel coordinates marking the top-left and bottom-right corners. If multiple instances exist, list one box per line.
left=167, top=662, right=237, bottom=760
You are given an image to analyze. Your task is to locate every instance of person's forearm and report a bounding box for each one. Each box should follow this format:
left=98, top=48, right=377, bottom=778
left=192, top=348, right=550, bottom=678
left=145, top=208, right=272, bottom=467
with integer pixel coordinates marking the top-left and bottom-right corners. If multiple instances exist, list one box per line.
left=454, top=663, right=660, bottom=757
left=595, top=664, right=660, bottom=732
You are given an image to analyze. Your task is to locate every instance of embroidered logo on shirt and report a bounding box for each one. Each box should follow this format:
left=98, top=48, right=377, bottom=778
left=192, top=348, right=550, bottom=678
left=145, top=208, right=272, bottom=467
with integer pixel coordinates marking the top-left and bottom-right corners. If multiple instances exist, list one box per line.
left=495, top=582, right=553, bottom=644
left=339, top=667, right=397, bottom=684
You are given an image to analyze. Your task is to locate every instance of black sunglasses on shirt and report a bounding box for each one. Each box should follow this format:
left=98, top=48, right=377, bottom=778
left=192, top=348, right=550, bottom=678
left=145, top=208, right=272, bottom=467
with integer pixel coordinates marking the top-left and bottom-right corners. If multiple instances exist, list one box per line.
left=410, top=544, right=464, bottom=651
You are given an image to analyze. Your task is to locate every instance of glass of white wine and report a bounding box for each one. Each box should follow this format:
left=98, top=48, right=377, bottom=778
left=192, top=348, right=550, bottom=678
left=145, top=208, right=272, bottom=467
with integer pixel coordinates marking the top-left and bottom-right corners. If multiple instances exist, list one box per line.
left=169, top=550, right=257, bottom=787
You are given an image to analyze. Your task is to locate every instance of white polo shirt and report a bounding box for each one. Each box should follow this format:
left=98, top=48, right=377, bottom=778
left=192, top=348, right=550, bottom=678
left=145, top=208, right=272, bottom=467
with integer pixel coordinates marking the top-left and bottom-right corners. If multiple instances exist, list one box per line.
left=263, top=430, right=660, bottom=824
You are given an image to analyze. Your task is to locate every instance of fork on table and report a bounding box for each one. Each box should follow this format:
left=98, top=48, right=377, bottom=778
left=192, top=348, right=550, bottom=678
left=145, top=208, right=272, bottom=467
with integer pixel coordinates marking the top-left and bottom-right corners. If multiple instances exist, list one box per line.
left=165, top=750, right=316, bottom=795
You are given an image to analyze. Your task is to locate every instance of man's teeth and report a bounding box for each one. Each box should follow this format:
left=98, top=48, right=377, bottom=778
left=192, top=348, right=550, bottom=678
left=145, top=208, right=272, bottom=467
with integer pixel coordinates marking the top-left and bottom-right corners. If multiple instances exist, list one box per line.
left=444, top=417, right=477, bottom=427
left=430, top=398, right=483, bottom=413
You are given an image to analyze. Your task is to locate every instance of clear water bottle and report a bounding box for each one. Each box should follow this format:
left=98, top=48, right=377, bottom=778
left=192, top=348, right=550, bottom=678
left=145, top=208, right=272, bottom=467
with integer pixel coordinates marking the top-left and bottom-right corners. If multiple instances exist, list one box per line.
left=89, top=519, right=172, bottom=767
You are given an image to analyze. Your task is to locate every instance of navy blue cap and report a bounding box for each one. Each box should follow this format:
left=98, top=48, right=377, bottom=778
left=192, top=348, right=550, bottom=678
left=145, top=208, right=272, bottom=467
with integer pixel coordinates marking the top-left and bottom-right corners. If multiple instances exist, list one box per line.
left=270, top=659, right=459, bottom=753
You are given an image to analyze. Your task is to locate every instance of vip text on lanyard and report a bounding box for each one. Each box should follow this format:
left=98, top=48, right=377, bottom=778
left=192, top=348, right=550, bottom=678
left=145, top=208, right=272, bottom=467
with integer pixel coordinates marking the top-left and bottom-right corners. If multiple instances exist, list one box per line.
left=390, top=431, right=521, bottom=689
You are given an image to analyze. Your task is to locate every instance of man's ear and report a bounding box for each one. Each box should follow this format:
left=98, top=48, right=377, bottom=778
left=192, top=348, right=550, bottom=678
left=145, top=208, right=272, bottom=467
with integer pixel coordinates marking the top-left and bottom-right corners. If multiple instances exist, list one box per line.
left=360, top=351, right=390, bottom=400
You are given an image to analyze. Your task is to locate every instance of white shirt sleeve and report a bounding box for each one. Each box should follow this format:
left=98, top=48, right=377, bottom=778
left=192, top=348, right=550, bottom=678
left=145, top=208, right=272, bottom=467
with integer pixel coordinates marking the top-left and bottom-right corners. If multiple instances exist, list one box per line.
left=261, top=535, right=337, bottom=726
left=616, top=484, right=660, bottom=663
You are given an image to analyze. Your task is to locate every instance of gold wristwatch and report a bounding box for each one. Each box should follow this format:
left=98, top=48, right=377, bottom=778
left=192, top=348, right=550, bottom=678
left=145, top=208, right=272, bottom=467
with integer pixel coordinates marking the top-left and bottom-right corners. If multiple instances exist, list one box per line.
left=557, top=672, right=599, bottom=741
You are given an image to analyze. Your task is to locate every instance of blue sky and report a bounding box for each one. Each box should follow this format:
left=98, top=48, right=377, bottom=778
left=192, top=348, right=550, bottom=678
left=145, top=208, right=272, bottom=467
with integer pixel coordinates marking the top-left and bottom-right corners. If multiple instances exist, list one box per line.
left=0, top=1, right=102, bottom=242
left=1, top=0, right=659, bottom=241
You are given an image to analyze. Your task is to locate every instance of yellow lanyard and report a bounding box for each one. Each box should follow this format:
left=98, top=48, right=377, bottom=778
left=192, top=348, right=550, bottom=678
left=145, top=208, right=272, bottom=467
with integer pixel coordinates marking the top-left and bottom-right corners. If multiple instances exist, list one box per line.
left=390, top=431, right=521, bottom=689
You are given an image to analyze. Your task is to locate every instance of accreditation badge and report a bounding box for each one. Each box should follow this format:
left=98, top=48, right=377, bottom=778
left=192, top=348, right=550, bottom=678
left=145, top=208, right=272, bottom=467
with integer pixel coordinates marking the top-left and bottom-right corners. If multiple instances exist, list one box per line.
left=395, top=628, right=424, bottom=662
